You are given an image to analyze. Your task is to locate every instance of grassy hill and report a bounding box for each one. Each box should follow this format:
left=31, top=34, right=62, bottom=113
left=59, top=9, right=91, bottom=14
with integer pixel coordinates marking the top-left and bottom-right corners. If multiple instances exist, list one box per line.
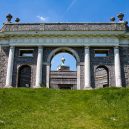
left=0, top=88, right=129, bottom=129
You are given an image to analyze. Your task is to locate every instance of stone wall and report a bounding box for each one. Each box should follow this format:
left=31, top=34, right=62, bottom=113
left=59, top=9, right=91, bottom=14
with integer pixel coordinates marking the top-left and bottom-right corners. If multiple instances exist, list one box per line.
left=50, top=71, right=77, bottom=89
left=90, top=47, right=115, bottom=88
left=1, top=23, right=127, bottom=32
left=120, top=47, right=129, bottom=87
left=12, top=47, right=38, bottom=87
left=43, top=47, right=85, bottom=89
left=1, top=46, right=129, bottom=89
left=0, top=47, right=9, bottom=87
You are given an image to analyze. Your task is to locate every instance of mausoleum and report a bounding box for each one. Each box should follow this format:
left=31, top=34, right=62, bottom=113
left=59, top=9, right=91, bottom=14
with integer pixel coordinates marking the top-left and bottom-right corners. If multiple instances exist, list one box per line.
left=0, top=13, right=129, bottom=89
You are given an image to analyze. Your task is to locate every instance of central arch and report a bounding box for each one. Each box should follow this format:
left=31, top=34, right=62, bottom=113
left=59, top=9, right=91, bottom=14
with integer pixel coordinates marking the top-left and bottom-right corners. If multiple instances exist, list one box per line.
left=46, top=47, right=80, bottom=89
left=47, top=47, right=80, bottom=63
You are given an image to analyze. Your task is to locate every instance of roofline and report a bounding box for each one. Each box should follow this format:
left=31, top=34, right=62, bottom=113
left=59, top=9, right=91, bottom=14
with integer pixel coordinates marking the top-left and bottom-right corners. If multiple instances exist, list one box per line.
left=0, top=22, right=128, bottom=33
left=3, top=22, right=127, bottom=25
left=0, top=30, right=128, bottom=35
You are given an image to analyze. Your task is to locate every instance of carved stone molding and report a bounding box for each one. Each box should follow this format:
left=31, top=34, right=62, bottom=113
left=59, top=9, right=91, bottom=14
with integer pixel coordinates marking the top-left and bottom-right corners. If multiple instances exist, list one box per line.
left=0, top=37, right=119, bottom=46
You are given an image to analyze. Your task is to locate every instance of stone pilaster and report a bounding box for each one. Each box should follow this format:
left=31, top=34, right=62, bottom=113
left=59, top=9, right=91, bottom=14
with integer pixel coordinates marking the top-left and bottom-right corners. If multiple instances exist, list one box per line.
left=35, top=46, right=43, bottom=88
left=114, top=46, right=122, bottom=87
left=46, top=64, right=50, bottom=88
left=5, top=46, right=15, bottom=87
left=77, top=64, right=80, bottom=90
left=84, top=46, right=91, bottom=89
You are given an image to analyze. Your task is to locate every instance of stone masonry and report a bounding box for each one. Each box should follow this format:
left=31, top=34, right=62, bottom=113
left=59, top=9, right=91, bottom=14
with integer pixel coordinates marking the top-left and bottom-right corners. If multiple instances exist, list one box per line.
left=0, top=21, right=129, bottom=89
left=0, top=47, right=9, bottom=87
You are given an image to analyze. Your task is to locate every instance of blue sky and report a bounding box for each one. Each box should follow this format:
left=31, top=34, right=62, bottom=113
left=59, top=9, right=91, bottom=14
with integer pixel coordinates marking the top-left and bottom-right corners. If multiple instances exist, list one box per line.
left=0, top=0, right=129, bottom=25
left=51, top=53, right=76, bottom=71
left=0, top=0, right=129, bottom=70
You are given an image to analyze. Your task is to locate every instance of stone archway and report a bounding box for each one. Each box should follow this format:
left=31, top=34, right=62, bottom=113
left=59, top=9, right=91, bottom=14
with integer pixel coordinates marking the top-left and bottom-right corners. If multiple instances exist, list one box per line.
left=95, top=65, right=109, bottom=88
left=47, top=47, right=80, bottom=63
left=46, top=47, right=80, bottom=89
left=18, top=65, right=31, bottom=87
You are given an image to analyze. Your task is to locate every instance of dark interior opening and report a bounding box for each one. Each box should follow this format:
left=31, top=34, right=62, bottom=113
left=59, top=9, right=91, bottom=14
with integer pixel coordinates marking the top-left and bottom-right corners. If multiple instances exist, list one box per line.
left=58, top=84, right=73, bottom=89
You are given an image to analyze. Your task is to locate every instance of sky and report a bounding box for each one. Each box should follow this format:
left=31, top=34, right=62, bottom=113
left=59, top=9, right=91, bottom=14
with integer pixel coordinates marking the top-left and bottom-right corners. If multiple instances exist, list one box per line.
left=51, top=53, right=76, bottom=71
left=0, top=0, right=129, bottom=70
left=0, top=0, right=129, bottom=25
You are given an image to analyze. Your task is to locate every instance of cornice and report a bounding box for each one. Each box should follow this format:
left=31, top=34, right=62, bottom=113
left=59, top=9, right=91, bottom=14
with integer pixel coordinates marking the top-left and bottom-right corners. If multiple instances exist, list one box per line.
left=0, top=30, right=129, bottom=47
left=0, top=36, right=120, bottom=47
left=0, top=30, right=128, bottom=40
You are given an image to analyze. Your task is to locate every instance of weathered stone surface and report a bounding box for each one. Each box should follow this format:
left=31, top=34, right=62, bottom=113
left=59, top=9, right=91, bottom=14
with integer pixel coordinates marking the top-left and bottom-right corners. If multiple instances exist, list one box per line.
left=1, top=45, right=129, bottom=89
left=120, top=47, right=129, bottom=87
left=90, top=47, right=115, bottom=88
left=0, top=47, right=9, bottom=87
left=0, top=20, right=129, bottom=89
left=43, top=47, right=84, bottom=89
left=12, top=47, right=38, bottom=87
left=50, top=71, right=77, bottom=89
left=1, top=23, right=127, bottom=32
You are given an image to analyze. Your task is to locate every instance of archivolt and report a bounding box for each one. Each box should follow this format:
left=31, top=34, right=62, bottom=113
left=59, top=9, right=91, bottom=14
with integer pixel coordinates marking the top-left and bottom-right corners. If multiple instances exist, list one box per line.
left=47, top=47, right=80, bottom=64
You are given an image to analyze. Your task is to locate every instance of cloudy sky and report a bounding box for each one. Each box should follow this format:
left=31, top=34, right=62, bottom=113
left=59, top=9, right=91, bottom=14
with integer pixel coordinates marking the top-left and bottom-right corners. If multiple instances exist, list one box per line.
left=0, top=0, right=129, bottom=70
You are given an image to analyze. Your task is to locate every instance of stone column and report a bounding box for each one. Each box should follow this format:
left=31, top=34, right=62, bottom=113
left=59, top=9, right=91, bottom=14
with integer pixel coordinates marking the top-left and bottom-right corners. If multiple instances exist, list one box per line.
left=0, top=45, right=1, bottom=52
left=35, top=46, right=43, bottom=88
left=46, top=64, right=50, bottom=88
left=77, top=64, right=80, bottom=90
left=84, top=46, right=91, bottom=89
left=114, top=46, right=122, bottom=87
left=5, top=46, right=15, bottom=87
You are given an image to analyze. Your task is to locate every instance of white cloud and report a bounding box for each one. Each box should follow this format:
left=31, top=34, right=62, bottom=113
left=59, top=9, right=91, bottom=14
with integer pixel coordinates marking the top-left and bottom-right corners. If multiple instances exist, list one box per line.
left=37, top=16, right=48, bottom=22
left=62, top=0, right=78, bottom=17
left=66, top=0, right=78, bottom=12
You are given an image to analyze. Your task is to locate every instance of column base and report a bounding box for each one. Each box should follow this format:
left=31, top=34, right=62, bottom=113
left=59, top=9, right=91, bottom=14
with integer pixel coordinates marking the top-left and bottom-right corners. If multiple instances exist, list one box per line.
left=33, top=86, right=41, bottom=88
left=116, top=85, right=122, bottom=88
left=84, top=87, right=92, bottom=90
left=4, top=85, right=13, bottom=88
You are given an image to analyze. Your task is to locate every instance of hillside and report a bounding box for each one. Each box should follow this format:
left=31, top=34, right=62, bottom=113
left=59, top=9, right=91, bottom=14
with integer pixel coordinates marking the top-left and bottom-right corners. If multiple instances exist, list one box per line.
left=0, top=88, right=129, bottom=129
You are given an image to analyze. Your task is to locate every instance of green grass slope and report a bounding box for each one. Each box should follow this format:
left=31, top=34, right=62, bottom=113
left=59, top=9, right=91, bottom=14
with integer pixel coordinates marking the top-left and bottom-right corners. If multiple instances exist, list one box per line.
left=0, top=88, right=129, bottom=129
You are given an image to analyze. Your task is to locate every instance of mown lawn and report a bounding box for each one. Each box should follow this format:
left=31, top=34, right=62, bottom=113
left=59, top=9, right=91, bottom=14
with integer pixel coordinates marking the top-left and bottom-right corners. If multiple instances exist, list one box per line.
left=0, top=88, right=129, bottom=129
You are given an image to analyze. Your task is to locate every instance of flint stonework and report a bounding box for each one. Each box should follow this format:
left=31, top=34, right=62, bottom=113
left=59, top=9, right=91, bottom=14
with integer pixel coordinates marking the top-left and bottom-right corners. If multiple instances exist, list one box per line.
left=0, top=22, right=129, bottom=89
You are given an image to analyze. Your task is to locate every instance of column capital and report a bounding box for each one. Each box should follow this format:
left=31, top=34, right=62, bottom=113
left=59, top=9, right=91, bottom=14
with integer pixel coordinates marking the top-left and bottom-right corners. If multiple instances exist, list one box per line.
left=77, top=62, right=80, bottom=66
left=10, top=46, right=15, bottom=49
left=46, top=63, right=50, bottom=66
left=114, top=46, right=119, bottom=49
left=84, top=46, right=90, bottom=49
left=37, top=46, right=43, bottom=49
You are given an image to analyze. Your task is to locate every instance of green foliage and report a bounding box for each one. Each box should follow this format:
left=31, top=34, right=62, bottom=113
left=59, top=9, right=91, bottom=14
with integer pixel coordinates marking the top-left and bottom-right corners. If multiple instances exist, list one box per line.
left=0, top=88, right=129, bottom=129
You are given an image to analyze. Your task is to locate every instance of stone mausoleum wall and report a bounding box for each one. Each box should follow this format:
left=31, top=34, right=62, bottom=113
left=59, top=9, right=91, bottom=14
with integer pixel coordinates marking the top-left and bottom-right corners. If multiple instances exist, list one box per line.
left=12, top=47, right=38, bottom=87
left=90, top=47, right=115, bottom=88
left=1, top=46, right=129, bottom=88
left=0, top=47, right=9, bottom=87
left=120, top=47, right=129, bottom=87
left=43, top=47, right=85, bottom=89
left=0, top=20, right=129, bottom=89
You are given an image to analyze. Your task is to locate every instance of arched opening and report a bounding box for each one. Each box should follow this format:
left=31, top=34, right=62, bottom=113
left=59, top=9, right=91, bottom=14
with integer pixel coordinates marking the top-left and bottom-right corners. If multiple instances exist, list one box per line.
left=47, top=47, right=80, bottom=90
left=51, top=52, right=77, bottom=71
left=95, top=66, right=109, bottom=88
left=18, top=65, right=31, bottom=87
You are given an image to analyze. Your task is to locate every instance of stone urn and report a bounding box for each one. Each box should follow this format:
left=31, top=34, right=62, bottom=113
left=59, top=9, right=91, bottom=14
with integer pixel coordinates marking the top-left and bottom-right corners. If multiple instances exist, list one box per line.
left=117, top=13, right=124, bottom=22
left=6, top=14, right=13, bottom=22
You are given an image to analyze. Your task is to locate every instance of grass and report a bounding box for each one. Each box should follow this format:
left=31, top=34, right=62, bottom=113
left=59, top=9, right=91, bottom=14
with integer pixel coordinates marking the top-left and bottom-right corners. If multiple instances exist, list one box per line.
left=0, top=88, right=129, bottom=129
